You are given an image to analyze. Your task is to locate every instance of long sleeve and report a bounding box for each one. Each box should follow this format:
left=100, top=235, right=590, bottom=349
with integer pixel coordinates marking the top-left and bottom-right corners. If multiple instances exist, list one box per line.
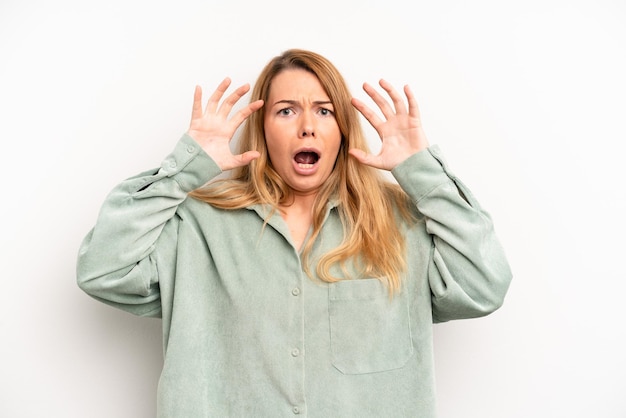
left=76, top=134, right=220, bottom=316
left=392, top=145, right=512, bottom=323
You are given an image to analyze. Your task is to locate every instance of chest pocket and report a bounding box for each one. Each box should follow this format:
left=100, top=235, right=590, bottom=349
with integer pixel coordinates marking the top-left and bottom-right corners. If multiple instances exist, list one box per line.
left=328, top=278, right=413, bottom=375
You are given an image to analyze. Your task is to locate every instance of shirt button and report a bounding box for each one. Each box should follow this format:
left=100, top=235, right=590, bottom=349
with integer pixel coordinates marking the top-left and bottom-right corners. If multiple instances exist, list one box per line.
left=291, top=348, right=300, bottom=357
left=291, top=287, right=300, bottom=296
left=169, top=160, right=177, bottom=168
left=292, top=406, right=300, bottom=414
left=186, top=145, right=195, bottom=153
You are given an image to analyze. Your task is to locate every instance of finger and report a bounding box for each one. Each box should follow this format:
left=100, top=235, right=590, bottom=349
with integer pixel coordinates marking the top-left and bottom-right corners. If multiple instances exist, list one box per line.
left=191, top=85, right=203, bottom=121
left=238, top=150, right=261, bottom=165
left=217, top=83, right=252, bottom=118
left=404, top=85, right=421, bottom=120
left=379, top=79, right=408, bottom=115
left=227, top=150, right=261, bottom=170
left=362, top=82, right=396, bottom=120
left=229, top=99, right=264, bottom=129
left=351, top=97, right=384, bottom=133
left=206, top=77, right=232, bottom=114
left=348, top=148, right=384, bottom=169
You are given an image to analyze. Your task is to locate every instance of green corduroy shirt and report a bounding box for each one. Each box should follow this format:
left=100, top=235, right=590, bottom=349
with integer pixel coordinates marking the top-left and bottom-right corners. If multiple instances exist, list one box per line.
left=77, top=133, right=512, bottom=417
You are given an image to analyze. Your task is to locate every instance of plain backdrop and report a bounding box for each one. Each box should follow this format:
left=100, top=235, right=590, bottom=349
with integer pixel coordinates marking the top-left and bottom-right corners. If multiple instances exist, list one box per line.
left=1, top=0, right=625, bottom=417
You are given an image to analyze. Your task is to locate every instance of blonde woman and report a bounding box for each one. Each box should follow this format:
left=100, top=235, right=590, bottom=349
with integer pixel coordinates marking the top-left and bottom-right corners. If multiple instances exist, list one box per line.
left=77, top=49, right=512, bottom=417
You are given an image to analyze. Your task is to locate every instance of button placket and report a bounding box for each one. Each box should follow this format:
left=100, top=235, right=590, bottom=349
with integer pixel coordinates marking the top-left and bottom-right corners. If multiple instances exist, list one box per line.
left=286, top=258, right=306, bottom=417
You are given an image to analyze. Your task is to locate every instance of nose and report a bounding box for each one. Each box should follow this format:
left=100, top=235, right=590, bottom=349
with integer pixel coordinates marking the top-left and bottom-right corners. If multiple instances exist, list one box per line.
left=299, top=113, right=315, bottom=138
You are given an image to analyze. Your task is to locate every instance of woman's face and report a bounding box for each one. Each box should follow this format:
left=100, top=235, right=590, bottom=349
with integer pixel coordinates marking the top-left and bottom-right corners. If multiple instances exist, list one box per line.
left=264, top=68, right=342, bottom=198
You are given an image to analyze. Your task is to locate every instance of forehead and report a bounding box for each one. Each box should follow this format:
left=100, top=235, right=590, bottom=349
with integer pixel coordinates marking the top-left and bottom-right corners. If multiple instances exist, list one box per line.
left=267, top=68, right=329, bottom=101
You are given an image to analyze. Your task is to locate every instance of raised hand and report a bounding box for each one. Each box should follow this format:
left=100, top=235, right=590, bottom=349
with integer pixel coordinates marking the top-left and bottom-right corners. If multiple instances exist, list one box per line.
left=187, top=78, right=264, bottom=171
left=349, top=79, right=429, bottom=171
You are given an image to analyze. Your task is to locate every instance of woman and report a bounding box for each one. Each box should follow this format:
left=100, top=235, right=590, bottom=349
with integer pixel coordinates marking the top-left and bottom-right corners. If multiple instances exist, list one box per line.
left=77, top=49, right=512, bottom=417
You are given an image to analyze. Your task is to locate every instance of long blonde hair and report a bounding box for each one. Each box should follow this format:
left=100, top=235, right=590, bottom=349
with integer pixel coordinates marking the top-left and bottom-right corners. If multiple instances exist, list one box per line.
left=190, top=49, right=415, bottom=293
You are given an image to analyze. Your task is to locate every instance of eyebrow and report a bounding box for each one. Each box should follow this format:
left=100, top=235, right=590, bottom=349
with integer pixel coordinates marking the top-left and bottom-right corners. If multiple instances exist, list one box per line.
left=272, top=99, right=333, bottom=106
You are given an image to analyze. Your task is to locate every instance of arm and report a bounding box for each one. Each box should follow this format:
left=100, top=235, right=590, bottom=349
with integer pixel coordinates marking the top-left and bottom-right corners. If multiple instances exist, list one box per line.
left=392, top=146, right=512, bottom=322
left=76, top=136, right=220, bottom=316
left=77, top=79, right=263, bottom=316
left=351, top=79, right=512, bottom=322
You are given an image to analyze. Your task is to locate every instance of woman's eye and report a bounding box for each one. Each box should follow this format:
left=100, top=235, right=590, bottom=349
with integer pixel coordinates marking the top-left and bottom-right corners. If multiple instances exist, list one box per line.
left=278, top=108, right=293, bottom=116
left=319, top=108, right=333, bottom=116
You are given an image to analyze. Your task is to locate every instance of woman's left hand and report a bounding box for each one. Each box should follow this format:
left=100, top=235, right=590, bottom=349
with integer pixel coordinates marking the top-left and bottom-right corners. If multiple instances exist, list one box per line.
left=349, top=79, right=429, bottom=170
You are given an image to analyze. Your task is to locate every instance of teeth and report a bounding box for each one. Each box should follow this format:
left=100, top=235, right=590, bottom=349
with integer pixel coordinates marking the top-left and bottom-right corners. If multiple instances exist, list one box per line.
left=297, top=163, right=314, bottom=169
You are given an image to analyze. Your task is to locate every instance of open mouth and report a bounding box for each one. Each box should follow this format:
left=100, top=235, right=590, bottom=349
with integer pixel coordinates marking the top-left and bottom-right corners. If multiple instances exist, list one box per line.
left=294, top=151, right=320, bottom=167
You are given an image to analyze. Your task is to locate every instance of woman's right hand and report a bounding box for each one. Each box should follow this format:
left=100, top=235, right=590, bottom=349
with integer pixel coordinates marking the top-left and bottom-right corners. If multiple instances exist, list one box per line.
left=187, top=78, right=264, bottom=171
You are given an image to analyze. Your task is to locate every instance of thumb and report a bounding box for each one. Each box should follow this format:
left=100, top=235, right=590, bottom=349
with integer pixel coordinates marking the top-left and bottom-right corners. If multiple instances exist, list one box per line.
left=235, top=150, right=261, bottom=167
left=348, top=148, right=380, bottom=168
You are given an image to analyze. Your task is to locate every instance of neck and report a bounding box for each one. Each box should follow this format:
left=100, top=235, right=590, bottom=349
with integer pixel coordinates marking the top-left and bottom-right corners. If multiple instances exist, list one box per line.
left=282, top=191, right=317, bottom=211
left=279, top=192, right=317, bottom=251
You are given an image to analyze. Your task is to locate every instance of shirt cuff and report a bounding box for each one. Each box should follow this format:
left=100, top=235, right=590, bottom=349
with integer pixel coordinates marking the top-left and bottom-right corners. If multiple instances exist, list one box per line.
left=159, top=133, right=222, bottom=192
left=391, top=145, right=453, bottom=203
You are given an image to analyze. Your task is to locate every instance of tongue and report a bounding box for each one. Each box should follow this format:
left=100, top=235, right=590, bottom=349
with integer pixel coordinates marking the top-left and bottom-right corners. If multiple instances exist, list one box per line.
left=295, top=152, right=317, bottom=164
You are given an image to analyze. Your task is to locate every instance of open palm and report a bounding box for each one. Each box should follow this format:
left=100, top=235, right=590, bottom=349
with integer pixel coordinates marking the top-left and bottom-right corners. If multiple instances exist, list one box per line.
left=350, top=79, right=429, bottom=171
left=187, top=78, right=264, bottom=171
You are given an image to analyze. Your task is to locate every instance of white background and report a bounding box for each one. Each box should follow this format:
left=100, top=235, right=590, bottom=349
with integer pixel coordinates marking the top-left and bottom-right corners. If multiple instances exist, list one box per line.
left=1, top=0, right=625, bottom=417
